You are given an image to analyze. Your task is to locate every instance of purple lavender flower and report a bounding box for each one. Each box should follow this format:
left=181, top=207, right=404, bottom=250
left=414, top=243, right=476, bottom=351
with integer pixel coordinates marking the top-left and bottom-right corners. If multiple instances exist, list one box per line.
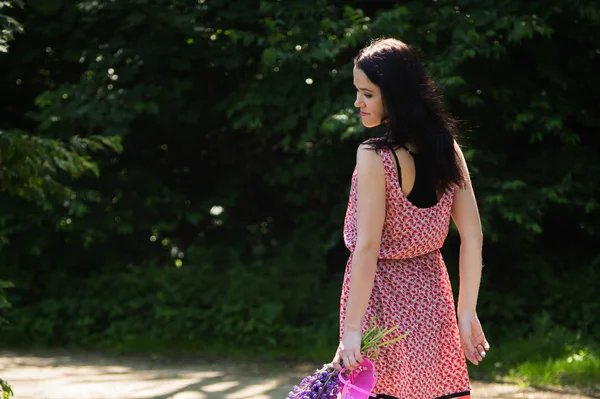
left=287, top=363, right=341, bottom=399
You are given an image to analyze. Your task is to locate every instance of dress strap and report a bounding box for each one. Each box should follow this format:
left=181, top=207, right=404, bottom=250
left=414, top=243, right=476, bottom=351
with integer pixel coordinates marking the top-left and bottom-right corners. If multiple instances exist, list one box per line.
left=400, top=144, right=415, bottom=156
left=388, top=146, right=402, bottom=186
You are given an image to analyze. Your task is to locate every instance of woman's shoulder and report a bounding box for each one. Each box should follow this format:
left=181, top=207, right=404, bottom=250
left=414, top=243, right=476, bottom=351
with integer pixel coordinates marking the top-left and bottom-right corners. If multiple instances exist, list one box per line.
left=357, top=139, right=389, bottom=158
left=358, top=136, right=389, bottom=153
left=361, top=136, right=386, bottom=146
left=356, top=139, right=390, bottom=171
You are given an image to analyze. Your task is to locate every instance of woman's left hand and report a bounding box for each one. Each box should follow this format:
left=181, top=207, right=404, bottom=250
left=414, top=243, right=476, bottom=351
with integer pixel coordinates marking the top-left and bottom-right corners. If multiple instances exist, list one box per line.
left=458, top=312, right=490, bottom=366
left=336, top=330, right=364, bottom=371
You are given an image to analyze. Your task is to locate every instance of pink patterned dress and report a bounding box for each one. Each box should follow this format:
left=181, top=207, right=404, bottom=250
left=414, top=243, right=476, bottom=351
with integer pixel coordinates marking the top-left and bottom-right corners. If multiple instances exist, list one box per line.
left=339, top=148, right=471, bottom=399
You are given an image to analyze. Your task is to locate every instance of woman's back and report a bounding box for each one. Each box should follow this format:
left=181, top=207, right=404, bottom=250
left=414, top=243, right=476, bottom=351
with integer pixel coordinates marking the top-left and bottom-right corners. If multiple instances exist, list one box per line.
left=388, top=145, right=438, bottom=208
left=344, top=147, right=455, bottom=260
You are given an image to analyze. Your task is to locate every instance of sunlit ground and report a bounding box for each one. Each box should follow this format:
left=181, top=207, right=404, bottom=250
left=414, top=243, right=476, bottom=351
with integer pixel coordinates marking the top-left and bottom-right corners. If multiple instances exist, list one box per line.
left=2, top=350, right=303, bottom=399
left=0, top=350, right=594, bottom=399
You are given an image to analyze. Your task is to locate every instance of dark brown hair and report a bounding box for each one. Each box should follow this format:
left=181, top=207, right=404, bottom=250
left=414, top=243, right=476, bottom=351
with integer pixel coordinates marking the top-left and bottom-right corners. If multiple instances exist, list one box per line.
left=355, top=38, right=465, bottom=192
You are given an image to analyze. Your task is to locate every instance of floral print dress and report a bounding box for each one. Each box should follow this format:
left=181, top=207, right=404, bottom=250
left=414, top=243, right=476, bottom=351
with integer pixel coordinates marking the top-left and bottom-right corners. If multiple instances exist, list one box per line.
left=339, top=148, right=471, bottom=399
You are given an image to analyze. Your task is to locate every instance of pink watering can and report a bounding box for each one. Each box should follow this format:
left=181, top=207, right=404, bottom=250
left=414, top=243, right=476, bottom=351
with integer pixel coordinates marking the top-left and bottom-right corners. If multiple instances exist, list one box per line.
left=338, top=358, right=377, bottom=399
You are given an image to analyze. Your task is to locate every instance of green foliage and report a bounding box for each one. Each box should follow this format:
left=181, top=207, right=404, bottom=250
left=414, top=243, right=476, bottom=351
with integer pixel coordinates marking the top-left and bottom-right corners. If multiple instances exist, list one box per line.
left=0, top=280, right=13, bottom=325
left=0, top=131, right=122, bottom=206
left=472, top=313, right=600, bottom=389
left=510, top=349, right=599, bottom=388
left=0, top=1, right=23, bottom=52
left=0, top=0, right=598, bottom=388
left=0, top=378, right=14, bottom=399
left=2, top=227, right=340, bottom=349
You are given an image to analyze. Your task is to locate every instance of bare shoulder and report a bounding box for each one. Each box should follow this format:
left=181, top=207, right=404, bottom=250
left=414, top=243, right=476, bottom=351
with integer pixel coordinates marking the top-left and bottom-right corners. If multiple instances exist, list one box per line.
left=452, top=139, right=472, bottom=189
left=355, top=142, right=386, bottom=193
left=453, top=139, right=469, bottom=169
left=453, top=139, right=465, bottom=157
left=356, top=142, right=383, bottom=169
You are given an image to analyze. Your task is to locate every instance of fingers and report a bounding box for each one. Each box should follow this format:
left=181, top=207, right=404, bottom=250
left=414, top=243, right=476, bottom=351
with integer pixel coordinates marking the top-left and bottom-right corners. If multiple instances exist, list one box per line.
left=471, top=320, right=491, bottom=350
left=475, top=344, right=485, bottom=361
left=332, top=348, right=342, bottom=371
left=332, top=360, right=342, bottom=371
left=339, top=350, right=363, bottom=371
left=332, top=355, right=342, bottom=371
left=481, top=337, right=491, bottom=351
left=461, top=332, right=481, bottom=365
left=463, top=339, right=490, bottom=365
left=472, top=332, right=490, bottom=358
left=461, top=340, right=479, bottom=365
left=355, top=350, right=364, bottom=365
left=341, top=352, right=357, bottom=370
left=468, top=338, right=483, bottom=362
left=459, top=316, right=491, bottom=366
left=476, top=343, right=490, bottom=361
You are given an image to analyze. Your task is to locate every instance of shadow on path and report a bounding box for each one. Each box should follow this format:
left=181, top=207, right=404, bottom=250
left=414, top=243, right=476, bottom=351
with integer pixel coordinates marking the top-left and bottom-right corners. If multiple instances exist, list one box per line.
left=0, top=350, right=596, bottom=399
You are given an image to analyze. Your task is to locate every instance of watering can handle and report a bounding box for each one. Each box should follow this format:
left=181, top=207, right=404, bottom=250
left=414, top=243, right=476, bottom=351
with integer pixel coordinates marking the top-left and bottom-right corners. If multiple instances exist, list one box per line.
left=338, top=368, right=377, bottom=398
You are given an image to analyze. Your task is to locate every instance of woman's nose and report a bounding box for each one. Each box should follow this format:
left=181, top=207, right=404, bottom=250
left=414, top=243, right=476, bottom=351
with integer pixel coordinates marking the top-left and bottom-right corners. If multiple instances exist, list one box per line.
left=354, top=95, right=363, bottom=108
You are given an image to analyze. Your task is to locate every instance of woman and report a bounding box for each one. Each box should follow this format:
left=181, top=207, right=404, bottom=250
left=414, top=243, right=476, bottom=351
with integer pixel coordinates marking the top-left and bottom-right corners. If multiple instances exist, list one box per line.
left=332, top=38, right=490, bottom=399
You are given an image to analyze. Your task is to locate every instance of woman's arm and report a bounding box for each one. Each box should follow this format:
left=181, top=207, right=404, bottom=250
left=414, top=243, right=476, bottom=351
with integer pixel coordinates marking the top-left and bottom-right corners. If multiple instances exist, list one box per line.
left=344, top=144, right=387, bottom=331
left=335, top=144, right=387, bottom=370
left=451, top=141, right=490, bottom=365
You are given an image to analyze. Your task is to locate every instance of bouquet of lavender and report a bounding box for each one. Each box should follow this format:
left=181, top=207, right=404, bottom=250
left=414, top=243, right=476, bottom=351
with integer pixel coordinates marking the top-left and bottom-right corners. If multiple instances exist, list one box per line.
left=286, top=317, right=407, bottom=399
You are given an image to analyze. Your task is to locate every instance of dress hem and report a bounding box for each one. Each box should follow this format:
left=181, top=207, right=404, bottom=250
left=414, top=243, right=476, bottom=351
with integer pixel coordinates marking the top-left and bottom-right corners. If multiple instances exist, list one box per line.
left=374, top=390, right=471, bottom=399
left=436, top=390, right=470, bottom=399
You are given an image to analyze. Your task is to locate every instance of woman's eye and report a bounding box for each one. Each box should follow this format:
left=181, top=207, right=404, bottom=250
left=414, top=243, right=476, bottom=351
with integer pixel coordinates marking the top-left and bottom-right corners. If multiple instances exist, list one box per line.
left=356, top=90, right=372, bottom=99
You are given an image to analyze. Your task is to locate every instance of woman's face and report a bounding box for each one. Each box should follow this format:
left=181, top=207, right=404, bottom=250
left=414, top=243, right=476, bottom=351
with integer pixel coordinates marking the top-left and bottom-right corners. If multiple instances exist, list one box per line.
left=353, top=66, right=385, bottom=128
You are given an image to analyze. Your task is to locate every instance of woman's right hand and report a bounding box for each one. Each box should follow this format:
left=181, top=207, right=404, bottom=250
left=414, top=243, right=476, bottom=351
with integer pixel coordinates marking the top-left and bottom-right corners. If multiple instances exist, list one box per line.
left=332, top=344, right=343, bottom=371
left=458, top=312, right=490, bottom=366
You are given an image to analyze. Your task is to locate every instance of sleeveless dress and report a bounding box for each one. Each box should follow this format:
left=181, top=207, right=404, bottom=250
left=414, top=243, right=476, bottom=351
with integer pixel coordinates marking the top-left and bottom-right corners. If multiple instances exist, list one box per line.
left=339, top=147, right=471, bottom=399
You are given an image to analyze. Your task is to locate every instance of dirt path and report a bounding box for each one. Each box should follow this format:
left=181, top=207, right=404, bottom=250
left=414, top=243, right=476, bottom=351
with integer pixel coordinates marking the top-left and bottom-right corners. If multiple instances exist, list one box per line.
left=0, top=350, right=595, bottom=399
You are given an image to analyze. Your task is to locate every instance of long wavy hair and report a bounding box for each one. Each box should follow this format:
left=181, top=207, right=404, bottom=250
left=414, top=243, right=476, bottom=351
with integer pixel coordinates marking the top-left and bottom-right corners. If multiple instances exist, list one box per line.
left=355, top=38, right=465, bottom=192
